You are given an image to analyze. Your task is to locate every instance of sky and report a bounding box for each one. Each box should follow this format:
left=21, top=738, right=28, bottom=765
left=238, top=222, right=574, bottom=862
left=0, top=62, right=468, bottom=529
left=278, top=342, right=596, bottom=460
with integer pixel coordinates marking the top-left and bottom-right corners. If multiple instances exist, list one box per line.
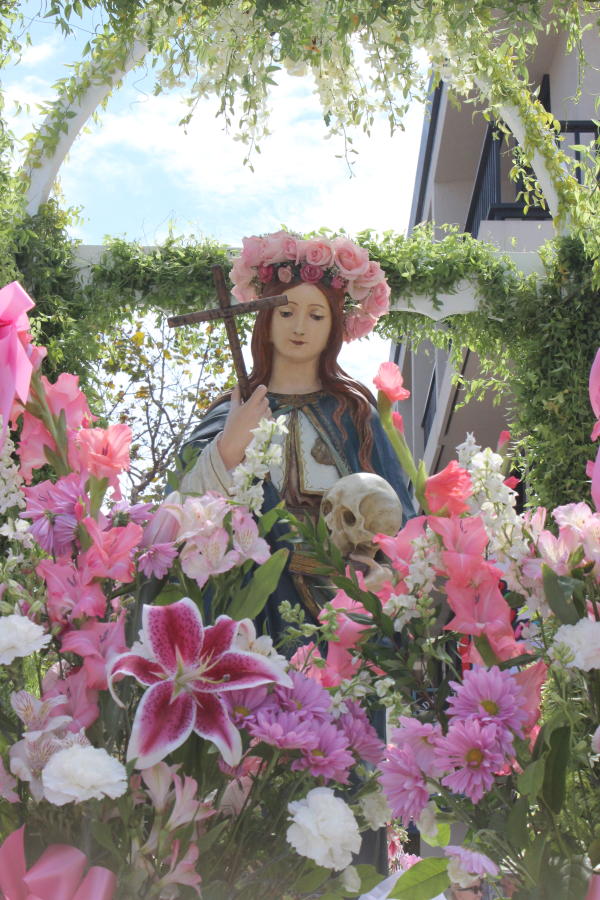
left=3, top=4, right=426, bottom=384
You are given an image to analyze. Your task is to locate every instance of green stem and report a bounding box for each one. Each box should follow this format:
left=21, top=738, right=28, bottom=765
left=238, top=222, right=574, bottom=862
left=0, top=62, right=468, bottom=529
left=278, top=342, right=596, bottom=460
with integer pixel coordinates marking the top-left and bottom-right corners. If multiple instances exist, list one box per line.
left=377, top=391, right=420, bottom=488
left=28, top=370, right=72, bottom=475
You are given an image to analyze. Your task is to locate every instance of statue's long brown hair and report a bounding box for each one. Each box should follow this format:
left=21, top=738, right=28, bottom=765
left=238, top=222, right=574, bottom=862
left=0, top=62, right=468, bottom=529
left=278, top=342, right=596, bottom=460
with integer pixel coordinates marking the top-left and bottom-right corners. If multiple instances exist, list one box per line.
left=247, top=278, right=376, bottom=471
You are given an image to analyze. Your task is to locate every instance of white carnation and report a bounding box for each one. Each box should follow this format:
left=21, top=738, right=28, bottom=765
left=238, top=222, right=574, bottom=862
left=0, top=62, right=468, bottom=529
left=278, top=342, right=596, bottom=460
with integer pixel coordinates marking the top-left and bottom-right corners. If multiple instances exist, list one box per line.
left=358, top=789, right=392, bottom=830
left=0, top=615, right=50, bottom=664
left=287, top=787, right=361, bottom=870
left=551, top=619, right=600, bottom=671
left=42, top=745, right=127, bottom=805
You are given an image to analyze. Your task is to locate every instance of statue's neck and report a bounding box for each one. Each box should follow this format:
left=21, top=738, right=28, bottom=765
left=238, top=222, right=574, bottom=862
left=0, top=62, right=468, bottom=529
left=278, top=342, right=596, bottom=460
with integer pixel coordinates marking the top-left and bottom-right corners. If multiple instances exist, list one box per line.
left=268, top=356, right=321, bottom=395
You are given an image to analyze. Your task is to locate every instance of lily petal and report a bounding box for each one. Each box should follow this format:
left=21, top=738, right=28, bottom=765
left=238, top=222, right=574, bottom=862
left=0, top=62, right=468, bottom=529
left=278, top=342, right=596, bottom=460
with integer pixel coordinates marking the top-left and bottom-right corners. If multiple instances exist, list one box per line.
left=144, top=598, right=203, bottom=673
left=128, top=681, right=195, bottom=769
left=201, top=616, right=238, bottom=662
left=193, top=692, right=242, bottom=767
left=107, top=652, right=164, bottom=706
left=205, top=649, right=293, bottom=692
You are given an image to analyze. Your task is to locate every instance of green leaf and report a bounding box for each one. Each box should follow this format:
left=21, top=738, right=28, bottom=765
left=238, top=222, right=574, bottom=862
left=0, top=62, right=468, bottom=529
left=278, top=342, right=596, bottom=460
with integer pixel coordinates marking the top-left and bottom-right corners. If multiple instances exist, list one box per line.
left=517, top=758, right=546, bottom=798
left=541, top=724, right=571, bottom=814
left=388, top=857, right=450, bottom=899
left=421, top=821, right=451, bottom=848
left=293, top=864, right=331, bottom=892
left=196, top=819, right=228, bottom=852
left=542, top=566, right=580, bottom=624
left=226, top=548, right=289, bottom=619
left=154, top=582, right=188, bottom=606
left=473, top=633, right=501, bottom=666
left=507, top=795, right=530, bottom=850
left=355, top=865, right=385, bottom=893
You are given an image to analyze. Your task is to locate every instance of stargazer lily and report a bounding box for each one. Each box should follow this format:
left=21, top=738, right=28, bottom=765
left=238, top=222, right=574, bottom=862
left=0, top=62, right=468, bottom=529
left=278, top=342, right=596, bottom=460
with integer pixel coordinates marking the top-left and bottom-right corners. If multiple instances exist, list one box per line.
left=108, top=598, right=292, bottom=768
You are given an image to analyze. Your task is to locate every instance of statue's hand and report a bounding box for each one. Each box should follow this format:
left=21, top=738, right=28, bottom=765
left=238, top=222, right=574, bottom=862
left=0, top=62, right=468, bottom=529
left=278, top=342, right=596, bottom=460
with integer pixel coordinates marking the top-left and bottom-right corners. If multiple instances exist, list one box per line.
left=217, top=384, right=271, bottom=470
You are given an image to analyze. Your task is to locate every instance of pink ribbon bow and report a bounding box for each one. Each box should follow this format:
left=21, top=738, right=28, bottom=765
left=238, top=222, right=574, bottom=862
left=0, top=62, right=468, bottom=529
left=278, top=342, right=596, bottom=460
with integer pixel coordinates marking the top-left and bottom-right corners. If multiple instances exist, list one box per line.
left=0, top=826, right=117, bottom=900
left=0, top=281, right=36, bottom=443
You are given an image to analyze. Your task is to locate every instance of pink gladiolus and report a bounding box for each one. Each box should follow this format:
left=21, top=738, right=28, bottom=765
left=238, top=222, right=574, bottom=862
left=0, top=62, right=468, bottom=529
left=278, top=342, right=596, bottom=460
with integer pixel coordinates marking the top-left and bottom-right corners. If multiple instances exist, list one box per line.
left=425, top=461, right=473, bottom=515
left=0, top=281, right=35, bottom=444
left=589, top=348, right=600, bottom=440
left=497, top=430, right=511, bottom=451
left=428, top=514, right=489, bottom=556
left=73, top=423, right=131, bottom=495
left=108, top=599, right=292, bottom=768
left=374, top=516, right=427, bottom=574
left=513, top=660, right=547, bottom=736
left=320, top=589, right=370, bottom=650
left=373, top=361, right=411, bottom=403
left=18, top=411, right=57, bottom=482
left=80, top=517, right=143, bottom=583
left=44, top=373, right=94, bottom=428
left=43, top=665, right=100, bottom=731
left=60, top=615, right=127, bottom=690
left=392, top=411, right=405, bottom=433
left=37, top=558, right=106, bottom=623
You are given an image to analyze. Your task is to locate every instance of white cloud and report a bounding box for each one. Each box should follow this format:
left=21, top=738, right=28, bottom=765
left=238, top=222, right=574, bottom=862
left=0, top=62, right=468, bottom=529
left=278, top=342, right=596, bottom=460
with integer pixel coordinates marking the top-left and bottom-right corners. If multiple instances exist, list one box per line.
left=19, top=38, right=60, bottom=67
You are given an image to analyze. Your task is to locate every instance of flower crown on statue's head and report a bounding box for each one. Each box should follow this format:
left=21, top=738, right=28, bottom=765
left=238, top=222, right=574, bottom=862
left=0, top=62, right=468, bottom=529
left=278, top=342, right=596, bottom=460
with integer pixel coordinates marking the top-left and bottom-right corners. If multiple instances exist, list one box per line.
left=230, top=230, right=391, bottom=341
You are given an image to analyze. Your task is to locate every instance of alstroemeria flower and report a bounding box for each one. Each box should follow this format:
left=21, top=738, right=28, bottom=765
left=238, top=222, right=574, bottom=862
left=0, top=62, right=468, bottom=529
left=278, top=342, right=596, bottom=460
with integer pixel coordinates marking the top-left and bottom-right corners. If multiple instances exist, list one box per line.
left=108, top=598, right=292, bottom=769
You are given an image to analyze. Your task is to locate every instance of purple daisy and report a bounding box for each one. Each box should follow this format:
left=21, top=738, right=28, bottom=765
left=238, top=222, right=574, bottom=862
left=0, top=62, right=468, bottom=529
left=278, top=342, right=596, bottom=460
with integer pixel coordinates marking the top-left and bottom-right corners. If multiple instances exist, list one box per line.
left=379, top=745, right=430, bottom=824
left=247, top=708, right=317, bottom=750
left=137, top=542, right=178, bottom=579
left=338, top=700, right=384, bottom=765
left=435, top=720, right=505, bottom=803
left=21, top=473, right=87, bottom=557
left=447, top=666, right=527, bottom=737
left=275, top=670, right=332, bottom=721
left=444, top=845, right=499, bottom=879
left=225, top=686, right=271, bottom=726
left=390, top=716, right=444, bottom=777
left=291, top=722, right=354, bottom=783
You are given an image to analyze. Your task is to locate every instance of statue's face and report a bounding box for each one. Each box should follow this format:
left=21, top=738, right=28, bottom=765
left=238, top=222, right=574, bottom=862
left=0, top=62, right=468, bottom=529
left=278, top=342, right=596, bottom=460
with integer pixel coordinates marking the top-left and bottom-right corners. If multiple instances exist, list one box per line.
left=269, top=283, right=332, bottom=366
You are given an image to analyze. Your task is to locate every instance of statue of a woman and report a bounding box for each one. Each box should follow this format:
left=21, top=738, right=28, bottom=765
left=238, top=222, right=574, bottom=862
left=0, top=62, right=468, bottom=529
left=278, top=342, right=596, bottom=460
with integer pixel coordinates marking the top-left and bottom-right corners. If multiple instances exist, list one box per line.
left=178, top=231, right=414, bottom=634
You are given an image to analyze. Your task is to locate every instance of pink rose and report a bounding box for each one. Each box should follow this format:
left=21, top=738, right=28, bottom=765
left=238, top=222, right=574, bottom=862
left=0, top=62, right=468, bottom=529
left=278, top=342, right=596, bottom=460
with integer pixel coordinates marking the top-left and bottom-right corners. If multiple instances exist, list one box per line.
left=354, top=260, right=385, bottom=289
left=343, top=312, right=376, bottom=342
left=303, top=239, right=334, bottom=268
left=277, top=265, right=293, bottom=283
left=282, top=235, right=299, bottom=261
left=241, top=235, right=267, bottom=267
left=258, top=264, right=274, bottom=284
left=300, top=264, right=324, bottom=284
left=331, top=275, right=347, bottom=290
left=263, top=231, right=294, bottom=264
left=232, top=283, right=256, bottom=303
left=332, top=237, right=370, bottom=278
left=363, top=280, right=391, bottom=318
left=230, top=256, right=254, bottom=285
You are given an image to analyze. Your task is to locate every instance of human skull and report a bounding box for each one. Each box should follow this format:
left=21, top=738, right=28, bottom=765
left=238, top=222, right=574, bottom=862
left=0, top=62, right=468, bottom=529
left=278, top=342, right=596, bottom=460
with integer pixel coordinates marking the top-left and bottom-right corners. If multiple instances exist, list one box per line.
left=320, top=473, right=403, bottom=558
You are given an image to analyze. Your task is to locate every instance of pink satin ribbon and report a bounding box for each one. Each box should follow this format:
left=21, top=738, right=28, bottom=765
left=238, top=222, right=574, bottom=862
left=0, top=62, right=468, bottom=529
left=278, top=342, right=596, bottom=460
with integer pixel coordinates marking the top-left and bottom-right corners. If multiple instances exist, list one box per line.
left=0, top=826, right=117, bottom=900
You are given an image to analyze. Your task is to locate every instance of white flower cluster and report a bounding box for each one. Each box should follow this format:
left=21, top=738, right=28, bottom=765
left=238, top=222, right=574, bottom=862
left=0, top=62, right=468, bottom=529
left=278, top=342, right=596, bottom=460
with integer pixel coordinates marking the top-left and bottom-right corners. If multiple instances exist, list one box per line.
left=404, top=527, right=441, bottom=601
left=551, top=619, right=600, bottom=672
left=457, top=434, right=532, bottom=597
left=287, top=786, right=361, bottom=870
left=0, top=428, right=25, bottom=516
left=229, top=415, right=288, bottom=512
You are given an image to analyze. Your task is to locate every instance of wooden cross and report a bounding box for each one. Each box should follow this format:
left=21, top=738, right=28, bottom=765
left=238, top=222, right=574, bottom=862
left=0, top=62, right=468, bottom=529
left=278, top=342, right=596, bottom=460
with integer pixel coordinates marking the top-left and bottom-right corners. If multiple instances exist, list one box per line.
left=167, top=265, right=288, bottom=401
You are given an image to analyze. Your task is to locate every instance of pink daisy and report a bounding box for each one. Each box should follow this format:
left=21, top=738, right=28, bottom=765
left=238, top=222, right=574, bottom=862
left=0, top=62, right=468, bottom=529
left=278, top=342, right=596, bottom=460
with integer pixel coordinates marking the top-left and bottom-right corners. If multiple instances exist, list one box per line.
left=338, top=700, right=384, bottom=765
left=447, top=666, right=527, bottom=737
left=379, top=745, right=430, bottom=824
left=275, top=670, right=332, bottom=721
left=390, top=717, right=444, bottom=777
left=247, top=709, right=317, bottom=750
left=435, top=720, right=505, bottom=803
left=291, top=722, right=354, bottom=783
left=225, top=686, right=271, bottom=725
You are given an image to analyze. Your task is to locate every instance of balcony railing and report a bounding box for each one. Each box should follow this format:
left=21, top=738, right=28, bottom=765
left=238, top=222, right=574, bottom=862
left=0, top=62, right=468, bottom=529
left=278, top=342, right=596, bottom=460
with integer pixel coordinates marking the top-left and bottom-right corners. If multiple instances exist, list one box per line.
left=465, top=120, right=598, bottom=237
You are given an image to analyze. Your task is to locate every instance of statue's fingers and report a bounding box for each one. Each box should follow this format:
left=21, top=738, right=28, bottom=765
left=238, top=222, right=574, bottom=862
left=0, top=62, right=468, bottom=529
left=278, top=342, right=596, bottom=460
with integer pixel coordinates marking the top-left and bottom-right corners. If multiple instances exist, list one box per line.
left=230, top=384, right=242, bottom=409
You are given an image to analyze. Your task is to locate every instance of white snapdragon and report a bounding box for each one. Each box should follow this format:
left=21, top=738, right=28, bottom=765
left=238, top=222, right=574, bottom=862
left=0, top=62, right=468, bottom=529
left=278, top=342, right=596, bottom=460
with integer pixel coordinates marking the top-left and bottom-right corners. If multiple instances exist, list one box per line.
left=42, top=745, right=127, bottom=805
left=0, top=614, right=50, bottom=664
left=287, top=787, right=361, bottom=870
left=551, top=619, right=600, bottom=671
left=229, top=415, right=288, bottom=513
